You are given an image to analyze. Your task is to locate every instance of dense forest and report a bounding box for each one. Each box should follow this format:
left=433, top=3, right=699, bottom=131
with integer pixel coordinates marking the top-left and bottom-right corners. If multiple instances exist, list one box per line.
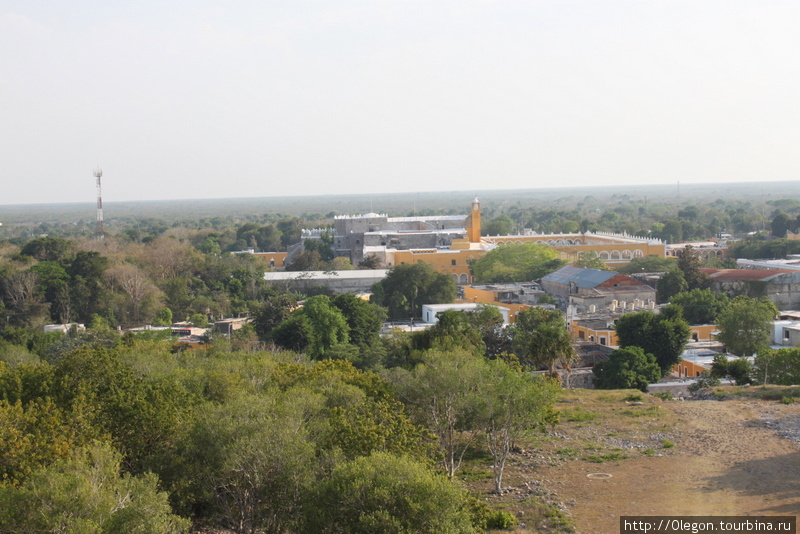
left=2, top=183, right=800, bottom=532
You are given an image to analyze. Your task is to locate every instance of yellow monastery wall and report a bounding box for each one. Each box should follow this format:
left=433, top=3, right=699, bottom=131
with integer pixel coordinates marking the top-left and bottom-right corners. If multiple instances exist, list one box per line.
left=393, top=249, right=484, bottom=284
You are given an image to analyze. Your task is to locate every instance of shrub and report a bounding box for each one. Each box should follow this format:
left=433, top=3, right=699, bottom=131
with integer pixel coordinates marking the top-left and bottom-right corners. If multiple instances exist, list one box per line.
left=486, top=509, right=518, bottom=530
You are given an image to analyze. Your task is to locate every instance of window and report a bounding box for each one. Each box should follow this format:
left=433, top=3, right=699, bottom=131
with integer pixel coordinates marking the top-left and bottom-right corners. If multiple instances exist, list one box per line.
left=600, top=337, right=606, bottom=346
left=451, top=259, right=456, bottom=266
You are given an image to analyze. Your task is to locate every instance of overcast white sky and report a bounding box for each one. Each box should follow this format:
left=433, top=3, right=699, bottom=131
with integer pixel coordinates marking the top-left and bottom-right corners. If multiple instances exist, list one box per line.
left=1, top=1, right=799, bottom=205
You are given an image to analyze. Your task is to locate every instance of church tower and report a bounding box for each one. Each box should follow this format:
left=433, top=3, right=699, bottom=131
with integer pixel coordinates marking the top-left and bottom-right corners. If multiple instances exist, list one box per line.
left=467, top=197, right=481, bottom=242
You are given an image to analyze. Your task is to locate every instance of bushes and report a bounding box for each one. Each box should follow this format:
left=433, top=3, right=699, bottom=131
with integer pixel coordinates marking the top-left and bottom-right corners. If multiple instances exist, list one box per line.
left=302, top=452, right=479, bottom=534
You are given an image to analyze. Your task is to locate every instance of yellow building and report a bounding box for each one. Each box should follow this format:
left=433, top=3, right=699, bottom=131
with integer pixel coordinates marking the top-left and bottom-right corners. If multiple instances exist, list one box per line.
left=571, top=321, right=619, bottom=347
left=483, top=233, right=666, bottom=266
left=322, top=199, right=666, bottom=283
left=391, top=246, right=485, bottom=285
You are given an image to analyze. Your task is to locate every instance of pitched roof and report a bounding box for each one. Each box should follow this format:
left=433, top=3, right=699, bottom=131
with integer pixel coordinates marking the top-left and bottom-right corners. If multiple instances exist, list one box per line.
left=541, top=266, right=617, bottom=289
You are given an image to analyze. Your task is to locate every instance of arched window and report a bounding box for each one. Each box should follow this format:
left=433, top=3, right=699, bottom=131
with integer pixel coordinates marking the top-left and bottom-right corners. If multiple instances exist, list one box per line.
left=599, top=251, right=610, bottom=260
left=610, top=250, right=621, bottom=260
left=622, top=250, right=633, bottom=259
left=633, top=249, right=644, bottom=258
left=459, top=273, right=469, bottom=284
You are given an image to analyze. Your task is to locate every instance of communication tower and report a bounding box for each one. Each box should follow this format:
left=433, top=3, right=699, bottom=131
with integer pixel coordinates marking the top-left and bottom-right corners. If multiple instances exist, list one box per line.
left=94, top=168, right=104, bottom=238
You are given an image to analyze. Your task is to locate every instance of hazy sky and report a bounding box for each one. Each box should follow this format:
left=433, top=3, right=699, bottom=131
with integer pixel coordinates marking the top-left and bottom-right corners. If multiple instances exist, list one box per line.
left=2, top=1, right=799, bottom=205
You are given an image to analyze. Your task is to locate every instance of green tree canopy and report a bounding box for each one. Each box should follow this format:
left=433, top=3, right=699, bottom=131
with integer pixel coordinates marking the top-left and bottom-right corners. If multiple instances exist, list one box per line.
left=670, top=288, right=729, bottom=325
left=677, top=245, right=710, bottom=290
left=0, top=441, right=188, bottom=534
left=471, top=242, right=565, bottom=283
left=371, top=262, right=456, bottom=319
left=593, top=346, right=662, bottom=392
left=755, top=348, right=800, bottom=385
left=274, top=295, right=349, bottom=357
left=302, top=452, right=479, bottom=534
left=251, top=289, right=297, bottom=342
left=614, top=307, right=691, bottom=376
left=481, top=362, right=559, bottom=492
left=390, top=349, right=486, bottom=477
left=616, top=255, right=678, bottom=275
left=716, top=296, right=777, bottom=356
left=511, top=307, right=576, bottom=377
left=482, top=214, right=514, bottom=236
left=330, top=293, right=386, bottom=349
left=573, top=251, right=609, bottom=270
left=657, top=270, right=688, bottom=303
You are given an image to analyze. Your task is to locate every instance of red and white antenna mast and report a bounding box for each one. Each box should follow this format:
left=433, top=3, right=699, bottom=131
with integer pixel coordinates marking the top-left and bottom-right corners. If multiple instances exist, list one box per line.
left=94, top=167, right=104, bottom=238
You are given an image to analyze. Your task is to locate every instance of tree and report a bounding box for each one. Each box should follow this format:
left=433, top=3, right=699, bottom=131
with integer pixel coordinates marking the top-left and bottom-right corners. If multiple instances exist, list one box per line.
left=614, top=308, right=691, bottom=376
left=184, top=394, right=316, bottom=534
left=657, top=270, right=688, bottom=303
left=716, top=296, right=777, bottom=356
left=481, top=361, right=559, bottom=493
left=295, top=295, right=350, bottom=357
left=302, top=452, right=478, bottom=534
left=573, top=251, right=609, bottom=270
left=105, top=263, right=159, bottom=324
left=391, top=350, right=486, bottom=477
left=251, top=289, right=296, bottom=341
left=189, top=312, right=209, bottom=328
left=593, top=346, right=662, bottom=392
left=31, top=261, right=71, bottom=322
left=471, top=242, right=565, bottom=283
left=677, top=245, right=710, bottom=290
left=710, top=354, right=752, bottom=385
left=755, top=348, right=800, bottom=385
left=19, top=236, right=73, bottom=262
left=2, top=270, right=49, bottom=327
left=153, top=307, right=173, bottom=327
left=771, top=212, right=792, bottom=237
left=285, top=250, right=324, bottom=271
left=670, top=288, right=729, bottom=325
left=0, top=441, right=189, bottom=534
left=358, top=254, right=382, bottom=269
left=302, top=230, right=334, bottom=261
left=371, top=262, right=456, bottom=319
left=330, top=293, right=386, bottom=349
left=482, top=214, right=514, bottom=236
left=271, top=314, right=315, bottom=353
left=411, top=310, right=484, bottom=355
left=616, top=255, right=678, bottom=275
left=465, top=304, right=511, bottom=358
left=511, top=307, right=576, bottom=378
left=67, top=251, right=108, bottom=322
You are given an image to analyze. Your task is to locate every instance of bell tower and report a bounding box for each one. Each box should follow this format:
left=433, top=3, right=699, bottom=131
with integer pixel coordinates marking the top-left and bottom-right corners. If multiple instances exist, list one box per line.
left=468, top=197, right=481, bottom=242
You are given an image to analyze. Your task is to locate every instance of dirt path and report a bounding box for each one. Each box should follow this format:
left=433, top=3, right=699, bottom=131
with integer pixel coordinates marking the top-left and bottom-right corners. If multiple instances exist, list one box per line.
left=537, top=400, right=800, bottom=533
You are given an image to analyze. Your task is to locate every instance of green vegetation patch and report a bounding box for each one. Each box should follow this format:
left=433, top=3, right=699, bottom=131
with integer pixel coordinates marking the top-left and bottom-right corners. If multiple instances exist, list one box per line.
left=582, top=452, right=629, bottom=463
